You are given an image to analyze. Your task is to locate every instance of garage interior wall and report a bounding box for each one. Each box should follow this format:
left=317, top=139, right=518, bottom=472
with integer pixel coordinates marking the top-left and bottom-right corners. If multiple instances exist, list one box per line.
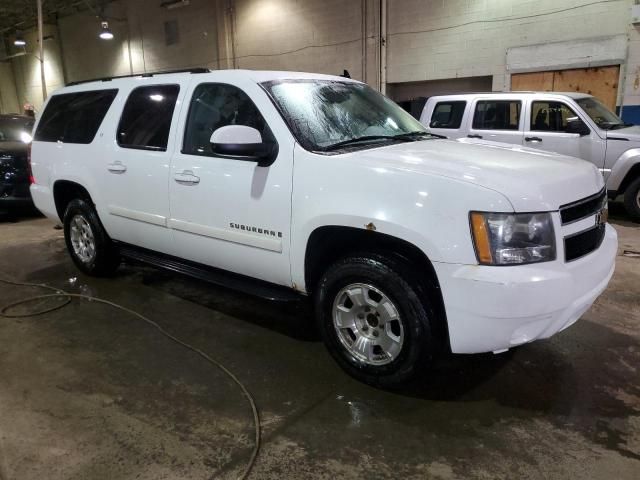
left=2, top=0, right=640, bottom=121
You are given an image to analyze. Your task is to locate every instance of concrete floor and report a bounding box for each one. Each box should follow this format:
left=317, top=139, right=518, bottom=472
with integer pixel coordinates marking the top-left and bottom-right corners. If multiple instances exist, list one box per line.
left=0, top=206, right=638, bottom=480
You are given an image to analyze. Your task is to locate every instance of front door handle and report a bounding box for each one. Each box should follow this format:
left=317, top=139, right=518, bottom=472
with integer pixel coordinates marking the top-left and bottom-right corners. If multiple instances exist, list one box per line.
left=174, top=170, right=200, bottom=185
left=467, top=134, right=483, bottom=139
left=107, top=161, right=127, bottom=174
left=525, top=136, right=543, bottom=143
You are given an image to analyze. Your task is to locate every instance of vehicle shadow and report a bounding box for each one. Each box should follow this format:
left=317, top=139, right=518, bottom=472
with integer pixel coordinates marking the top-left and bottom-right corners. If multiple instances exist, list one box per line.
left=609, top=199, right=639, bottom=227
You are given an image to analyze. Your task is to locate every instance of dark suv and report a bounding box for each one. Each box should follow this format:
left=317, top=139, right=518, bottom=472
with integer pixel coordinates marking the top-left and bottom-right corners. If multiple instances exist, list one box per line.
left=0, top=114, right=35, bottom=218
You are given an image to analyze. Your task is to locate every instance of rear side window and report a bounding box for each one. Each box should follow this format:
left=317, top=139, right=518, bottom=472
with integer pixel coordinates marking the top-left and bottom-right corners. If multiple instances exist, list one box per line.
left=117, top=85, right=179, bottom=151
left=34, top=89, right=117, bottom=143
left=472, top=100, right=521, bottom=131
left=182, top=83, right=275, bottom=157
left=430, top=101, right=466, bottom=129
left=531, top=101, right=578, bottom=132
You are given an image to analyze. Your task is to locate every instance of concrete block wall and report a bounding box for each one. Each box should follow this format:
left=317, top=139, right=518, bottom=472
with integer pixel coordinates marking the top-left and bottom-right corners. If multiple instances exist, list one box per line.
left=387, top=0, right=630, bottom=90
left=3, top=0, right=640, bottom=119
left=10, top=24, right=66, bottom=112
left=231, top=0, right=370, bottom=79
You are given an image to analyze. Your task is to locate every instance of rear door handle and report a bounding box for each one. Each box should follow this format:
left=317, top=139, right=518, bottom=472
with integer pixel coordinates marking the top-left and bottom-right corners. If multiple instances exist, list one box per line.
left=467, top=134, right=483, bottom=139
left=107, top=161, right=127, bottom=174
left=174, top=170, right=200, bottom=185
left=525, top=136, right=543, bottom=142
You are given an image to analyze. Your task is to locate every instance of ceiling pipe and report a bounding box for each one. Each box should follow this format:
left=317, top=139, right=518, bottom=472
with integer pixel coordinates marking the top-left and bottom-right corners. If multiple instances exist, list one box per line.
left=37, top=0, right=47, bottom=102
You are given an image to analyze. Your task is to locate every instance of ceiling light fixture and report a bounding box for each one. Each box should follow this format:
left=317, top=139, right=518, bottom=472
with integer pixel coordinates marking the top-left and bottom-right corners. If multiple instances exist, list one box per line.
left=99, top=21, right=114, bottom=40
left=14, top=32, right=26, bottom=46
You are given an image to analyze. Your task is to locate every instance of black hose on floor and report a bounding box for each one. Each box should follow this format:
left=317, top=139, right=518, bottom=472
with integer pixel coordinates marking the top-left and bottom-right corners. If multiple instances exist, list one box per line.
left=0, top=277, right=260, bottom=480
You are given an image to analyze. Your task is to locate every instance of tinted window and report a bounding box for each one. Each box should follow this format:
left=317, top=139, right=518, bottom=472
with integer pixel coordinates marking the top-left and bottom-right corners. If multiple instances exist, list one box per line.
left=430, top=101, right=466, bottom=129
left=531, top=101, right=579, bottom=132
left=117, top=85, right=179, bottom=151
left=183, top=83, right=275, bottom=156
left=34, top=90, right=117, bottom=143
left=472, top=100, right=521, bottom=130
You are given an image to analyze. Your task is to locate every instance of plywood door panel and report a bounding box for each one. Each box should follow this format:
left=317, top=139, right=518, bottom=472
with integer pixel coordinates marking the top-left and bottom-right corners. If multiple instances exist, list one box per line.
left=511, top=71, right=554, bottom=91
left=511, top=66, right=619, bottom=111
left=552, top=66, right=619, bottom=111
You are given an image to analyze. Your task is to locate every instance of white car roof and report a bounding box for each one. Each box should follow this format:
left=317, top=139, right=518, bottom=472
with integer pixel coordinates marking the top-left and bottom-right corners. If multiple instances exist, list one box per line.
left=429, top=91, right=592, bottom=100
left=55, top=69, right=359, bottom=95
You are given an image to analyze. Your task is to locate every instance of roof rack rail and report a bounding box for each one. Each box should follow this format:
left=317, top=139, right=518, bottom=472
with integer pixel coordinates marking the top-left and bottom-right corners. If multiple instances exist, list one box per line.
left=66, top=67, right=210, bottom=87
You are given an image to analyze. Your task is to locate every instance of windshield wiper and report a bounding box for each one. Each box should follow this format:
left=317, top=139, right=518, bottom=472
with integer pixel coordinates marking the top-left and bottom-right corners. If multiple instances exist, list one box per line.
left=322, top=135, right=411, bottom=151
left=322, top=131, right=441, bottom=151
left=392, top=130, right=445, bottom=140
left=600, top=121, right=631, bottom=130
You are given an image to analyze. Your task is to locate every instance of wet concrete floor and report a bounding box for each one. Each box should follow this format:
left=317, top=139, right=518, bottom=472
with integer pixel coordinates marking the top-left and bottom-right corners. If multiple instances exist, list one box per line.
left=0, top=206, right=638, bottom=479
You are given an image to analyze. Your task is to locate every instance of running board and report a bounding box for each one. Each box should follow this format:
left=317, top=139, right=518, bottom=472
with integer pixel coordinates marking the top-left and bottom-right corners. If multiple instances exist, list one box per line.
left=116, top=243, right=301, bottom=302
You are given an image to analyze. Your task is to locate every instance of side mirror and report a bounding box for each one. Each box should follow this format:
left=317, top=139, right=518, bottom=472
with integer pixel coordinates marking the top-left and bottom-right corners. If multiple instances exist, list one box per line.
left=566, top=117, right=590, bottom=136
left=210, top=125, right=277, bottom=167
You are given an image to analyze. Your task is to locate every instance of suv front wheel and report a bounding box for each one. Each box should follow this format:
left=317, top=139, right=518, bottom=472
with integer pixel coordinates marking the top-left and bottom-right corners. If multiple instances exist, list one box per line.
left=63, top=199, right=120, bottom=276
left=315, top=252, right=436, bottom=387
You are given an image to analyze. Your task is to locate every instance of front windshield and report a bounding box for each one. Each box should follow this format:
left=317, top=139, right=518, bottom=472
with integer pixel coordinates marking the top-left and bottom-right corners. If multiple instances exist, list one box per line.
left=0, top=118, right=34, bottom=143
left=576, top=97, right=624, bottom=129
left=263, top=80, right=431, bottom=151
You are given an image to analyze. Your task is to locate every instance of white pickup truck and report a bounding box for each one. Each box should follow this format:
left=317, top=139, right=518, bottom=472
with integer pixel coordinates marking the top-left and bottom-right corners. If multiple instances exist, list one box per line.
left=420, top=92, right=640, bottom=220
left=29, top=69, right=617, bottom=386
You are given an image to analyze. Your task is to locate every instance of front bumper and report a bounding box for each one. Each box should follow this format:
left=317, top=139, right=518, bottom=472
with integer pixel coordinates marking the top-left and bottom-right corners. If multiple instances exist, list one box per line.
left=434, top=224, right=618, bottom=354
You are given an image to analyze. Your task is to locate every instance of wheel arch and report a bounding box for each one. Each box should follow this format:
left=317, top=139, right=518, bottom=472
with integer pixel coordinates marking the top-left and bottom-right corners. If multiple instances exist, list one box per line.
left=616, top=162, right=640, bottom=196
left=52, top=180, right=94, bottom=221
left=304, top=225, right=451, bottom=351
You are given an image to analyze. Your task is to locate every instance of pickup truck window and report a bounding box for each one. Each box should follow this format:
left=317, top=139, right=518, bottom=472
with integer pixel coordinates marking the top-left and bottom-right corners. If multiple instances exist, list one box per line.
left=117, top=85, right=179, bottom=151
left=531, top=101, right=577, bottom=132
left=472, top=100, right=521, bottom=131
left=262, top=80, right=430, bottom=152
left=34, top=89, right=117, bottom=144
left=430, top=101, right=466, bottom=129
left=183, top=83, right=275, bottom=157
left=575, top=97, right=625, bottom=130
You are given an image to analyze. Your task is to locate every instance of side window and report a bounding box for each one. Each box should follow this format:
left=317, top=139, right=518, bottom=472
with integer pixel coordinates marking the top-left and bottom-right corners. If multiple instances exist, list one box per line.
left=117, top=85, right=179, bottom=151
left=430, top=101, right=466, bottom=129
left=531, top=101, right=578, bottom=132
left=34, top=89, right=118, bottom=143
left=182, top=83, right=275, bottom=156
left=472, top=100, right=521, bottom=131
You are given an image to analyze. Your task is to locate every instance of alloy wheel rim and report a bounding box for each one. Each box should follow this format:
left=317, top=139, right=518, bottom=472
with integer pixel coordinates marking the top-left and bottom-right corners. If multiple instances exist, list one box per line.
left=332, top=283, right=404, bottom=366
left=70, top=214, right=96, bottom=264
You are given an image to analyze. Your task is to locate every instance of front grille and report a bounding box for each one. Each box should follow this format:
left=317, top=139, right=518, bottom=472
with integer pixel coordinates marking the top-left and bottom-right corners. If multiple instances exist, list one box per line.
left=559, top=188, right=607, bottom=224
left=564, top=224, right=606, bottom=262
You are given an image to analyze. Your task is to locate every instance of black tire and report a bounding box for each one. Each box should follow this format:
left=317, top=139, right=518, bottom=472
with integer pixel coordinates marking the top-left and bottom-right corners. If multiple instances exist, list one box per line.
left=314, top=252, right=436, bottom=388
left=623, top=176, right=640, bottom=222
left=63, top=199, right=120, bottom=276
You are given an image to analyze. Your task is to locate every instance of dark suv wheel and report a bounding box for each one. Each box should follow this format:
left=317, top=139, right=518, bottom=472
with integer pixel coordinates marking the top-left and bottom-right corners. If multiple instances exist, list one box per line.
left=314, top=252, right=436, bottom=387
left=63, top=199, right=120, bottom=276
left=623, top=176, right=640, bottom=222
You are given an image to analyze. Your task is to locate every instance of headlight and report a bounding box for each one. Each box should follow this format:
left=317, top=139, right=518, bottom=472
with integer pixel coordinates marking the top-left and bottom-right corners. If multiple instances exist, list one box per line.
left=470, top=212, right=556, bottom=265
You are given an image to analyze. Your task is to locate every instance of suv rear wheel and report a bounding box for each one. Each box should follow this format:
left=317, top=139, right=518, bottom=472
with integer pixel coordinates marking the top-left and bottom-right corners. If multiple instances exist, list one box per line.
left=315, top=252, right=436, bottom=387
left=623, top=176, right=640, bottom=222
left=63, top=199, right=120, bottom=276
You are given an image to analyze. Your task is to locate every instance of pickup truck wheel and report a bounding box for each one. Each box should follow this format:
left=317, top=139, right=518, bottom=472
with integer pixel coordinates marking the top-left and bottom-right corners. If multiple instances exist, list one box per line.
left=63, top=199, right=120, bottom=276
left=315, top=253, right=434, bottom=388
left=623, top=177, right=640, bottom=221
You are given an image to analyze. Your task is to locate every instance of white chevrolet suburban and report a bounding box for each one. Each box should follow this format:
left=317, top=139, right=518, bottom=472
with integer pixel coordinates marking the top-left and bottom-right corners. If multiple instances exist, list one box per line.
left=29, top=69, right=617, bottom=386
left=421, top=92, right=640, bottom=220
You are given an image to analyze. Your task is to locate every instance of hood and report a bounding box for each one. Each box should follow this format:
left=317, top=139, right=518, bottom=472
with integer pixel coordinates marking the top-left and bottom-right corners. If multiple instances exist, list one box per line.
left=346, top=138, right=604, bottom=212
left=605, top=125, right=640, bottom=141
